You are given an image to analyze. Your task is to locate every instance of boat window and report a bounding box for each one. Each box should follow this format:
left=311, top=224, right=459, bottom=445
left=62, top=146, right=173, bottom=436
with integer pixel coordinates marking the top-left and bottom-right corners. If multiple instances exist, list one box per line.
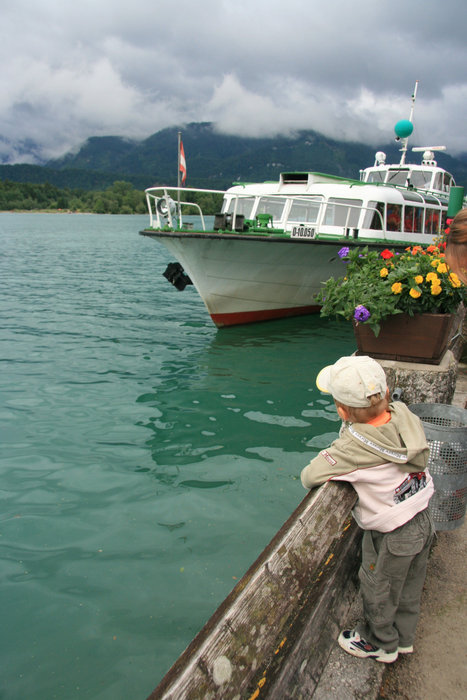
left=363, top=201, right=385, bottom=230
left=443, top=173, right=453, bottom=191
left=324, top=198, right=362, bottom=227
left=409, top=170, right=432, bottom=189
left=404, top=206, right=423, bottom=233
left=432, top=174, right=443, bottom=191
left=288, top=198, right=322, bottom=223
left=424, top=208, right=440, bottom=235
left=386, top=169, right=410, bottom=186
left=224, top=196, right=256, bottom=218
left=387, top=204, right=402, bottom=231
left=366, top=169, right=386, bottom=183
left=256, top=196, right=286, bottom=220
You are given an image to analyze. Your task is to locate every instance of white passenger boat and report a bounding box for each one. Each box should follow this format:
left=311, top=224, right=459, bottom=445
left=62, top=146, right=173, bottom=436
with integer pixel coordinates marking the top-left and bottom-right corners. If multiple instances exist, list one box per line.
left=140, top=87, right=465, bottom=327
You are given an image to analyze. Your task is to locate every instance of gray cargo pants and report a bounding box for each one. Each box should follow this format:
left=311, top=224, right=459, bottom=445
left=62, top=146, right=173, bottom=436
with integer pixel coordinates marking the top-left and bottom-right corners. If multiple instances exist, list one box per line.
left=356, top=508, right=434, bottom=652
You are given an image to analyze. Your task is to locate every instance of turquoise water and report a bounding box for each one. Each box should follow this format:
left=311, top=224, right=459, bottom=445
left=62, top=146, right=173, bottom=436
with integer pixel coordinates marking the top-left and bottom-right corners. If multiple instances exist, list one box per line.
left=0, top=213, right=355, bottom=699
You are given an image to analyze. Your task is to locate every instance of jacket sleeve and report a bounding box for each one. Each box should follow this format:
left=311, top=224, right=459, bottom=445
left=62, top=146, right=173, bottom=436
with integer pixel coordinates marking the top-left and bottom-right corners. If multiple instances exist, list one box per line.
left=300, top=438, right=358, bottom=489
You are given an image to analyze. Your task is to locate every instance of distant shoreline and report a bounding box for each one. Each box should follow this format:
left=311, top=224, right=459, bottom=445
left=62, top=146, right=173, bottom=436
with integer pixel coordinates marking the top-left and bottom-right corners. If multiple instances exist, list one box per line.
left=0, top=209, right=142, bottom=215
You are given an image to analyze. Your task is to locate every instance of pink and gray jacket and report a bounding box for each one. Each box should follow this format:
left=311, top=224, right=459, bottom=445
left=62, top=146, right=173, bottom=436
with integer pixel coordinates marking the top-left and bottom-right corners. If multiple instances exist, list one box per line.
left=300, top=402, right=434, bottom=532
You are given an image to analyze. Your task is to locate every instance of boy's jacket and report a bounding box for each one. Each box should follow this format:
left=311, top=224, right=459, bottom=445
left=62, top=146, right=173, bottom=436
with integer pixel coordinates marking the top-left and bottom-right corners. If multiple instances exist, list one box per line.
left=300, top=402, right=433, bottom=532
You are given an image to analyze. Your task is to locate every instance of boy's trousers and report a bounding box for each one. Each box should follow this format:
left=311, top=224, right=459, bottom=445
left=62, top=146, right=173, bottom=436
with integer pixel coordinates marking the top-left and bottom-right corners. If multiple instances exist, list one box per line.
left=356, top=507, right=434, bottom=652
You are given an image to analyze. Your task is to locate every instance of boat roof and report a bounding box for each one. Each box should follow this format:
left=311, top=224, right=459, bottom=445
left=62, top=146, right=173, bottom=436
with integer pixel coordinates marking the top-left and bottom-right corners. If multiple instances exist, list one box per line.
left=225, top=172, right=446, bottom=206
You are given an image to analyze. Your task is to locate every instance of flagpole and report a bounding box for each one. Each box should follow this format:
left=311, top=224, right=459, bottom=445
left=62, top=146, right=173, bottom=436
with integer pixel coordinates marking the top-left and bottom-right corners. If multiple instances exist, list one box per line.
left=177, top=131, right=181, bottom=222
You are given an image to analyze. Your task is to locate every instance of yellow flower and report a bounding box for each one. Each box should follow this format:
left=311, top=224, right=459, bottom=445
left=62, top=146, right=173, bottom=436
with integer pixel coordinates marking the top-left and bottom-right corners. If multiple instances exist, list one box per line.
left=437, top=262, right=448, bottom=274
left=380, top=267, right=389, bottom=278
left=391, top=282, right=403, bottom=294
left=449, top=272, right=461, bottom=288
left=409, top=288, right=422, bottom=299
left=431, top=284, right=442, bottom=296
left=426, top=272, right=438, bottom=283
left=414, top=275, right=424, bottom=284
left=431, top=259, right=440, bottom=268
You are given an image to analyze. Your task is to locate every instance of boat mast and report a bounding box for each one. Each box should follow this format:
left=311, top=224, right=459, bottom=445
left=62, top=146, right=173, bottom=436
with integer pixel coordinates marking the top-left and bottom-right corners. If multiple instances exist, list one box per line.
left=177, top=131, right=182, bottom=220
left=399, top=80, right=418, bottom=165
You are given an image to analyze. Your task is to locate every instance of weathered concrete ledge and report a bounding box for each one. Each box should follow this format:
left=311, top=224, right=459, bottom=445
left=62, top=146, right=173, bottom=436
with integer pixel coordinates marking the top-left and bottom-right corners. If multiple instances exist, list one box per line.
left=147, top=482, right=361, bottom=700
left=380, top=349, right=458, bottom=405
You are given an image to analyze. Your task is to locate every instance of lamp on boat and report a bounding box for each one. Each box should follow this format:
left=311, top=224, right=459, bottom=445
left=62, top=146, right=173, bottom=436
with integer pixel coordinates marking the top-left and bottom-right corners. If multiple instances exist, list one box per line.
left=156, top=195, right=176, bottom=218
left=374, top=151, right=386, bottom=166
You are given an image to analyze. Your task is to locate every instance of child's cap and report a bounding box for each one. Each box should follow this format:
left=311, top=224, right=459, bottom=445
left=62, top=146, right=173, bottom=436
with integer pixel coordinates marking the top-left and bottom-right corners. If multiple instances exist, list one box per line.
left=316, top=355, right=387, bottom=407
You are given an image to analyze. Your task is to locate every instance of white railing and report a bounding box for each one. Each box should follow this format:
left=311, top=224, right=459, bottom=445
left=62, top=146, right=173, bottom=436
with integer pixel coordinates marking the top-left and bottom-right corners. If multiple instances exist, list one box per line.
left=145, top=186, right=225, bottom=230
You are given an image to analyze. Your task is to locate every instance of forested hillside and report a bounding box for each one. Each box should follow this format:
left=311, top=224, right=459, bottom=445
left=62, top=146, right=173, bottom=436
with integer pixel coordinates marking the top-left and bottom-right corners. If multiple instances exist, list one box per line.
left=1, top=122, right=466, bottom=212
left=0, top=179, right=223, bottom=214
left=0, top=180, right=147, bottom=214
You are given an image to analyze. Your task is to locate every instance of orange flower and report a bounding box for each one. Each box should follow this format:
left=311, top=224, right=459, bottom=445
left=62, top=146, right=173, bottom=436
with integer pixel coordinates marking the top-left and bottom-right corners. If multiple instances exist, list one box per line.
left=409, top=288, right=422, bottom=299
left=391, top=282, right=403, bottom=294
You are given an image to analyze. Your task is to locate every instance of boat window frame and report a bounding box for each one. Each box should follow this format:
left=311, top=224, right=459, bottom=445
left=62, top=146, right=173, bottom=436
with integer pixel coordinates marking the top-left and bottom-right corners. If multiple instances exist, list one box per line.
left=424, top=207, right=441, bottom=235
left=386, top=203, right=402, bottom=232
left=403, top=205, right=424, bottom=233
left=323, top=197, right=363, bottom=229
left=222, top=194, right=257, bottom=219
left=287, top=195, right=323, bottom=225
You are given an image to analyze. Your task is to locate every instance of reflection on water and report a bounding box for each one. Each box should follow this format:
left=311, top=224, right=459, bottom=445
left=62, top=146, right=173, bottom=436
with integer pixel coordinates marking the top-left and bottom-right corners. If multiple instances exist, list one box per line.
left=0, top=213, right=355, bottom=700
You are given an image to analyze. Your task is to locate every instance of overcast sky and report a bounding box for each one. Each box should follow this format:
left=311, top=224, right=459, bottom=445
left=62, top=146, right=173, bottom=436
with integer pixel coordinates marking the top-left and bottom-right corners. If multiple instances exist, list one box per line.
left=2, top=0, right=466, bottom=163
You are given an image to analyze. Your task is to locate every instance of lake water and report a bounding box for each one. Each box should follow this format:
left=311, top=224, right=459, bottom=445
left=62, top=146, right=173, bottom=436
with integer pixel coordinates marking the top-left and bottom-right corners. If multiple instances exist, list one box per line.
left=0, top=213, right=355, bottom=699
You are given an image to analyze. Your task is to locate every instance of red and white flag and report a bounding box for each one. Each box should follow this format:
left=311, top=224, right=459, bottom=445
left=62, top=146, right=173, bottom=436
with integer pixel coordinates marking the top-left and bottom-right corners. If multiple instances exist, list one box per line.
left=179, top=139, right=187, bottom=186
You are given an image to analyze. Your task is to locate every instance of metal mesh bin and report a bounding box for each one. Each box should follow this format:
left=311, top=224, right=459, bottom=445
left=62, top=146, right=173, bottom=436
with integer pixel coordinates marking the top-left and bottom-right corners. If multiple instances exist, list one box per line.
left=409, top=403, right=467, bottom=530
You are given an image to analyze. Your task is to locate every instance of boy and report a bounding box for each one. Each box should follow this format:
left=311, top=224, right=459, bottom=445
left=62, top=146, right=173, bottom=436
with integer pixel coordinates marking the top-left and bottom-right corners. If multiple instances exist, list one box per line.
left=301, top=355, right=434, bottom=663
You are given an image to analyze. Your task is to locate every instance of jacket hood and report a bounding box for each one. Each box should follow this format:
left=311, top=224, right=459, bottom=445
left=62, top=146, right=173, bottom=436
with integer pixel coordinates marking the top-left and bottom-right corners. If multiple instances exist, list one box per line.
left=348, top=402, right=429, bottom=469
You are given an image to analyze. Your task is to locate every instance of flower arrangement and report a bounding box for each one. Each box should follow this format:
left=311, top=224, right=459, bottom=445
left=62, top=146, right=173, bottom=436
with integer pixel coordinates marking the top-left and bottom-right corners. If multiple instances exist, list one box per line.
left=317, top=244, right=465, bottom=336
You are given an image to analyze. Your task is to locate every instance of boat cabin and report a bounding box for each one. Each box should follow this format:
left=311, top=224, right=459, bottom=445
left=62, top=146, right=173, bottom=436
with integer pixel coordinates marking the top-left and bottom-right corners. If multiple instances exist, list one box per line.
left=360, top=149, right=455, bottom=196
left=221, top=175, right=447, bottom=244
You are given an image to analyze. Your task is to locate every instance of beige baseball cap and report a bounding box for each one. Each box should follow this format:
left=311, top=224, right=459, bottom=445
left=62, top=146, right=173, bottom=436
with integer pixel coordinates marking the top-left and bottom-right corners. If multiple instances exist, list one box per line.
left=316, top=355, right=387, bottom=408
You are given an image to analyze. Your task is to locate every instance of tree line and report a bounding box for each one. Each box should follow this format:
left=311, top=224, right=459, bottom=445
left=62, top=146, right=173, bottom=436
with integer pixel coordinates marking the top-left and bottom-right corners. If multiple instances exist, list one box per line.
left=0, top=179, right=224, bottom=215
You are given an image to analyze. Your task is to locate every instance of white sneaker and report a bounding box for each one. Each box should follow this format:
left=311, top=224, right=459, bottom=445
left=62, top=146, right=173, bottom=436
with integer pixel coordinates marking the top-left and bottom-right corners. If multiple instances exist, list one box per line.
left=338, top=629, right=398, bottom=663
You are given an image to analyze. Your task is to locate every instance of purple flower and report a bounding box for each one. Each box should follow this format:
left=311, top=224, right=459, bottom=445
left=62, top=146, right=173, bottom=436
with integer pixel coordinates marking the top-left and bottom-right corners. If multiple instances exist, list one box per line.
left=354, top=305, right=371, bottom=322
left=338, top=246, right=350, bottom=259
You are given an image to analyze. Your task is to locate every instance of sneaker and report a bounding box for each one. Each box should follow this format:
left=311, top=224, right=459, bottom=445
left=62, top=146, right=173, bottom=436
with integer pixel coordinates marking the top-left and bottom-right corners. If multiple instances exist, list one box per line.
left=397, top=644, right=414, bottom=654
left=338, top=629, right=398, bottom=663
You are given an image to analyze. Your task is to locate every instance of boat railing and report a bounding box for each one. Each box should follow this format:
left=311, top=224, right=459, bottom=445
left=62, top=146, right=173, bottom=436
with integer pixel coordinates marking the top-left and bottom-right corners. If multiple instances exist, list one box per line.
left=145, top=186, right=225, bottom=230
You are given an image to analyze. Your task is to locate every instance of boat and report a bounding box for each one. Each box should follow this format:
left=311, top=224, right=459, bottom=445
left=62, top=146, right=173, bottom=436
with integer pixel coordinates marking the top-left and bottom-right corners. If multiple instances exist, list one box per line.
left=139, top=85, right=466, bottom=328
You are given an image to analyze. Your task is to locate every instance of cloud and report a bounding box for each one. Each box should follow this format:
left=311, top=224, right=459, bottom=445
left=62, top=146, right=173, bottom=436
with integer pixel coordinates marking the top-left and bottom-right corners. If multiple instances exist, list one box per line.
left=1, top=0, right=466, bottom=162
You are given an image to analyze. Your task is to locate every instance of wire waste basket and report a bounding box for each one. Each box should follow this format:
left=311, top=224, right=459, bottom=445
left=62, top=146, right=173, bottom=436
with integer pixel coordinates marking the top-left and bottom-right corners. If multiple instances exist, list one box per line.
left=409, top=403, right=467, bottom=531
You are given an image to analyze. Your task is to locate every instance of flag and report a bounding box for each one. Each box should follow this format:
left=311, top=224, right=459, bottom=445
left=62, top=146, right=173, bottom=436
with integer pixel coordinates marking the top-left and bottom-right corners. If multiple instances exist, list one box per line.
left=179, top=139, right=187, bottom=186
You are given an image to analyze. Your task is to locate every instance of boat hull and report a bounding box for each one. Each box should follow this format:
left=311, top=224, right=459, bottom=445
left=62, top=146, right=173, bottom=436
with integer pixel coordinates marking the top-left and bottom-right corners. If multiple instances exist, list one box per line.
left=140, top=230, right=400, bottom=327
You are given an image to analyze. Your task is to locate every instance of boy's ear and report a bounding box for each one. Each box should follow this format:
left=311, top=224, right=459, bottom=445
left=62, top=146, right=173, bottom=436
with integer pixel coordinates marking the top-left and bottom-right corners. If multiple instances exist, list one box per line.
left=336, top=404, right=350, bottom=421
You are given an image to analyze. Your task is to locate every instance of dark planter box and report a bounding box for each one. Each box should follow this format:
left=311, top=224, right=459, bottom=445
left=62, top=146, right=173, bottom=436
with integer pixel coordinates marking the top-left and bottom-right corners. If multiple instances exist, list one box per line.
left=353, top=312, right=458, bottom=364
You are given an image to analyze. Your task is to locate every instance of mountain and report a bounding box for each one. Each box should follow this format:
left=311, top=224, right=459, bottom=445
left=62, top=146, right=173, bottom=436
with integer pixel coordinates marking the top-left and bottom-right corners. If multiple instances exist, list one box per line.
left=1, top=122, right=467, bottom=191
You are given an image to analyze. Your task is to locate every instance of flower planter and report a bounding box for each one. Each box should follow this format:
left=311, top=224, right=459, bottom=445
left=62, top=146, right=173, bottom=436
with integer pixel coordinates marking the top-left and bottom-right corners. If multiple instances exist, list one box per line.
left=353, top=312, right=458, bottom=364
